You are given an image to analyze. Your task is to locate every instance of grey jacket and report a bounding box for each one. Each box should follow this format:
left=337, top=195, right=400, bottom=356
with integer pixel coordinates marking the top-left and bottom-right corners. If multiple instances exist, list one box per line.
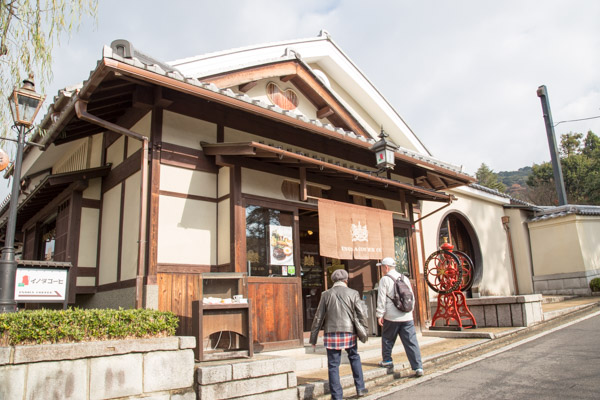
left=309, top=282, right=368, bottom=345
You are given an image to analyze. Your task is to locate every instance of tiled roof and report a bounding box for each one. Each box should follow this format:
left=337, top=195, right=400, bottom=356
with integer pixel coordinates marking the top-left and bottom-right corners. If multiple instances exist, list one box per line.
left=529, top=204, right=600, bottom=222
left=468, top=183, right=539, bottom=207
left=37, top=40, right=469, bottom=178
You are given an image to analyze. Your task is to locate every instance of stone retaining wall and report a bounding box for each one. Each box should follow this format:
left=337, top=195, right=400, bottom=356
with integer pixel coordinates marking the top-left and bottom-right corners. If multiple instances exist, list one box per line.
left=431, top=294, right=544, bottom=327
left=533, top=269, right=600, bottom=296
left=195, top=355, right=298, bottom=400
left=0, top=336, right=196, bottom=400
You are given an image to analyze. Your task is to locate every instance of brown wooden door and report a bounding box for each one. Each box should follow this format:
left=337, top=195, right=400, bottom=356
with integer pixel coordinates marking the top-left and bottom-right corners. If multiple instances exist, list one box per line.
left=248, top=276, right=303, bottom=352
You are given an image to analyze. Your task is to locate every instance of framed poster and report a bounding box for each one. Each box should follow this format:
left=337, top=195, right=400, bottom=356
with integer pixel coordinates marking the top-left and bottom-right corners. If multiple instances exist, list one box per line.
left=269, top=225, right=294, bottom=266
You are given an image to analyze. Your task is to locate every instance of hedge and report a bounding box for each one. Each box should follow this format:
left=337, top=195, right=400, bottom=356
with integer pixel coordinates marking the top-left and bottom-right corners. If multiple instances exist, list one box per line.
left=0, top=308, right=179, bottom=346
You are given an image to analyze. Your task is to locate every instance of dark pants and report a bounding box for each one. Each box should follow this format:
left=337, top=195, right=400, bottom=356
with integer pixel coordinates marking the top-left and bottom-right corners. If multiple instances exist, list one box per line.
left=326, top=344, right=365, bottom=399
left=381, top=319, right=423, bottom=370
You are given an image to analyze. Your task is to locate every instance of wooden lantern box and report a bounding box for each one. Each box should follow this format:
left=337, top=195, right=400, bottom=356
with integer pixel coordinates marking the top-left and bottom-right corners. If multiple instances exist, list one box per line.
left=192, top=272, right=253, bottom=361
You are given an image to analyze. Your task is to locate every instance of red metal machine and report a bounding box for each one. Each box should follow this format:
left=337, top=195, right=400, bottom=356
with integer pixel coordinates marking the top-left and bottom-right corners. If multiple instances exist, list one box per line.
left=424, top=240, right=476, bottom=330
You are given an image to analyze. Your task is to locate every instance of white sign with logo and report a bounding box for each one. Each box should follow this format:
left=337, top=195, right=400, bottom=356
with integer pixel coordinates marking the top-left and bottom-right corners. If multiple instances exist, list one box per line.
left=14, top=268, right=68, bottom=302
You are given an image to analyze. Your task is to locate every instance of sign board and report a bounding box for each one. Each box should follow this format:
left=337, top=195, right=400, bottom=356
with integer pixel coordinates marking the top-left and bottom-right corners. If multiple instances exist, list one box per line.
left=14, top=267, right=68, bottom=302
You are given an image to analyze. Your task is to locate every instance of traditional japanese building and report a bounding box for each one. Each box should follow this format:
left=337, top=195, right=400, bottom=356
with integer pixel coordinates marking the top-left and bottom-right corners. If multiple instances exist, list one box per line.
left=2, top=31, right=597, bottom=352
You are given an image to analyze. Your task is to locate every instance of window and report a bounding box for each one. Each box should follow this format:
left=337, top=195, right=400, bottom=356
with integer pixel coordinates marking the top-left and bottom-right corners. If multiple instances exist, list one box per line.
left=40, top=217, right=57, bottom=261
left=393, top=226, right=411, bottom=277
left=246, top=205, right=296, bottom=277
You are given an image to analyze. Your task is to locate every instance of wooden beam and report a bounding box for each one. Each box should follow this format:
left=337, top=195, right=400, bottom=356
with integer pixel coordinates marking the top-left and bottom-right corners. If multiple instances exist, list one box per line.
left=317, top=106, right=334, bottom=119
left=203, top=61, right=298, bottom=89
left=238, top=81, right=258, bottom=93
left=280, top=74, right=296, bottom=83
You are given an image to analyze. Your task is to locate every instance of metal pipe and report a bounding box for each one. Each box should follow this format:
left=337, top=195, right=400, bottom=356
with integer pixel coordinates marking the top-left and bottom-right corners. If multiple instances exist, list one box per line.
left=75, top=100, right=149, bottom=308
left=537, top=85, right=567, bottom=205
left=0, top=124, right=28, bottom=312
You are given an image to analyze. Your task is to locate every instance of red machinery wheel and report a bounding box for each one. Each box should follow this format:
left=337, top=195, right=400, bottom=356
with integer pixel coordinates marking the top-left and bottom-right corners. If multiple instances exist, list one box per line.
left=454, top=250, right=474, bottom=292
left=424, top=250, right=463, bottom=294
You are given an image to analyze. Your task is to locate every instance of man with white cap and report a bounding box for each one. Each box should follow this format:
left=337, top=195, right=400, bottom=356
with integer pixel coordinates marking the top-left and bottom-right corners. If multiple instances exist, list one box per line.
left=310, top=268, right=369, bottom=399
left=375, top=257, right=424, bottom=376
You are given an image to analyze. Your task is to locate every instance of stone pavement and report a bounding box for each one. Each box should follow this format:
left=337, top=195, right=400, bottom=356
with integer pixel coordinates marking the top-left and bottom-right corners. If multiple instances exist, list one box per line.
left=264, top=295, right=600, bottom=399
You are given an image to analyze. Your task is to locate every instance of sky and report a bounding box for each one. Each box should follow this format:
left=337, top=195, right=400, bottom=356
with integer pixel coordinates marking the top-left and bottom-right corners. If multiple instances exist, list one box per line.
left=36, top=0, right=600, bottom=177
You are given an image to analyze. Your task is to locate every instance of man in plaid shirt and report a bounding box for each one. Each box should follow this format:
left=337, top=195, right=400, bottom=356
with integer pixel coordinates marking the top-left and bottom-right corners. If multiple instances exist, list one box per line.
left=310, top=269, right=369, bottom=399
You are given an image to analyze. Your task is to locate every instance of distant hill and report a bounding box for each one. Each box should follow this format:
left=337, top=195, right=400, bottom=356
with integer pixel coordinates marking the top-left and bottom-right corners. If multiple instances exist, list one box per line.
left=496, top=166, right=532, bottom=197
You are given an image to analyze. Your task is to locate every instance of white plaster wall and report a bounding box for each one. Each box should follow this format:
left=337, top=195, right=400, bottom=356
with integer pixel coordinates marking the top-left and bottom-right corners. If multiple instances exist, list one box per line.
left=157, top=196, right=216, bottom=265
left=130, top=112, right=151, bottom=138
left=242, top=168, right=287, bottom=200
left=218, top=167, right=230, bottom=198
left=99, top=185, right=121, bottom=285
left=505, top=208, right=534, bottom=294
left=160, top=164, right=216, bottom=198
left=578, top=217, right=600, bottom=271
left=217, top=198, right=230, bottom=265
left=78, top=208, right=99, bottom=269
left=89, top=134, right=103, bottom=168
left=106, top=136, right=125, bottom=168
left=76, top=276, right=96, bottom=286
left=162, top=110, right=216, bottom=149
left=121, top=171, right=141, bottom=281
left=529, top=215, right=588, bottom=276
left=420, top=193, right=514, bottom=296
left=83, top=178, right=102, bottom=200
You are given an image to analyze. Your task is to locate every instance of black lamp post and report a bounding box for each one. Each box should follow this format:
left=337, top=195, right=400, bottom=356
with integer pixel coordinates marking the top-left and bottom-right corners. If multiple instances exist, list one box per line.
left=370, top=127, right=397, bottom=172
left=0, top=76, right=45, bottom=313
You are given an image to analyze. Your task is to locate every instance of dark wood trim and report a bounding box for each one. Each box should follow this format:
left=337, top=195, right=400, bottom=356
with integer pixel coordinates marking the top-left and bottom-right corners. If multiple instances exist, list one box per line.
left=102, top=148, right=142, bottom=193
left=67, top=191, right=83, bottom=303
left=242, top=193, right=317, bottom=212
left=21, top=181, right=88, bottom=232
left=74, top=267, right=97, bottom=277
left=148, top=107, right=163, bottom=279
left=116, top=180, right=125, bottom=282
left=238, top=81, right=258, bottom=93
left=217, top=124, right=224, bottom=143
left=96, top=278, right=136, bottom=292
left=81, top=198, right=101, bottom=209
left=75, top=286, right=97, bottom=294
left=158, top=190, right=217, bottom=203
left=217, top=193, right=230, bottom=203
left=160, top=142, right=218, bottom=173
left=156, top=263, right=212, bottom=274
left=231, top=166, right=244, bottom=273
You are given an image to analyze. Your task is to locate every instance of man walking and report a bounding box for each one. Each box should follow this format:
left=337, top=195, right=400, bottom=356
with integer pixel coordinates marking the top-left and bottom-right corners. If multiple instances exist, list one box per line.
left=310, top=269, right=369, bottom=399
left=376, top=257, right=424, bottom=376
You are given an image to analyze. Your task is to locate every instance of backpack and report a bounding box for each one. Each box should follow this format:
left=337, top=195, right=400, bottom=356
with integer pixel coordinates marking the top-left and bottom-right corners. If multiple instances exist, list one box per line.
left=385, top=274, right=414, bottom=312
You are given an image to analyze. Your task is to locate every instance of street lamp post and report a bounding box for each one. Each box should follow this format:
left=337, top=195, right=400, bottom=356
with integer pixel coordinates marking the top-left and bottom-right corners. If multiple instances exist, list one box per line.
left=0, top=76, right=45, bottom=313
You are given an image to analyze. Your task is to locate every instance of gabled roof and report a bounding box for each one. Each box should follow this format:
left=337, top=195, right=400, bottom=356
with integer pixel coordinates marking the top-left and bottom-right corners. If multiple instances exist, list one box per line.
left=170, top=30, right=432, bottom=156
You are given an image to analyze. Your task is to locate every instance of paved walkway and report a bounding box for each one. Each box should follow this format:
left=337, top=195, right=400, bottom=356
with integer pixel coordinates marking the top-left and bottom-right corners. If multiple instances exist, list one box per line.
left=278, top=295, right=600, bottom=399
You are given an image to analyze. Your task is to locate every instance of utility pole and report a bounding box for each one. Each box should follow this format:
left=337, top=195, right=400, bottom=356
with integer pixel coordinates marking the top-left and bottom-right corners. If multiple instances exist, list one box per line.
left=536, top=85, right=567, bottom=206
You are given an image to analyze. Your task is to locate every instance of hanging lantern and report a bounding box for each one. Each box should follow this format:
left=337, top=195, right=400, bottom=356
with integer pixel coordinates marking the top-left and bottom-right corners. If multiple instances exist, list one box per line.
left=370, top=127, right=397, bottom=170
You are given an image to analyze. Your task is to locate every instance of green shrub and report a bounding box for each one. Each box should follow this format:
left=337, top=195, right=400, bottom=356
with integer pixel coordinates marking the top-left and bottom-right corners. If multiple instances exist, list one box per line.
left=0, top=308, right=178, bottom=346
left=590, top=278, right=600, bottom=292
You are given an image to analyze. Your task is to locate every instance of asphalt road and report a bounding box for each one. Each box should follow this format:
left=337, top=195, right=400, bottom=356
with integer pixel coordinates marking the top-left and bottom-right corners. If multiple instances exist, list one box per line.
left=376, top=312, right=600, bottom=400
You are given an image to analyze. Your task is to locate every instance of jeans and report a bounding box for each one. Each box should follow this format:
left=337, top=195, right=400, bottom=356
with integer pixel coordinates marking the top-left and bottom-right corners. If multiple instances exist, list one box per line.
left=326, top=344, right=365, bottom=400
left=381, top=319, right=423, bottom=370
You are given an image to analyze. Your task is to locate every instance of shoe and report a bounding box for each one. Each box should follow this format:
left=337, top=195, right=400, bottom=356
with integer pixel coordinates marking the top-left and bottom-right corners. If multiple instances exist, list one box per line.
left=378, top=360, right=394, bottom=368
left=415, top=368, right=424, bottom=377
left=357, top=388, right=369, bottom=397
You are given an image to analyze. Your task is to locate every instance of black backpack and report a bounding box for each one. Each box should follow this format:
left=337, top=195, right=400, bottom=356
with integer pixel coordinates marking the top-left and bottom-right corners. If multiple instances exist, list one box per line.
left=385, top=274, right=414, bottom=312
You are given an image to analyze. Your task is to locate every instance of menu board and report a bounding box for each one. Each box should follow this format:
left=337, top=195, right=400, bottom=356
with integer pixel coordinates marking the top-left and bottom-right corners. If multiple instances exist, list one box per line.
left=269, top=225, right=294, bottom=266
